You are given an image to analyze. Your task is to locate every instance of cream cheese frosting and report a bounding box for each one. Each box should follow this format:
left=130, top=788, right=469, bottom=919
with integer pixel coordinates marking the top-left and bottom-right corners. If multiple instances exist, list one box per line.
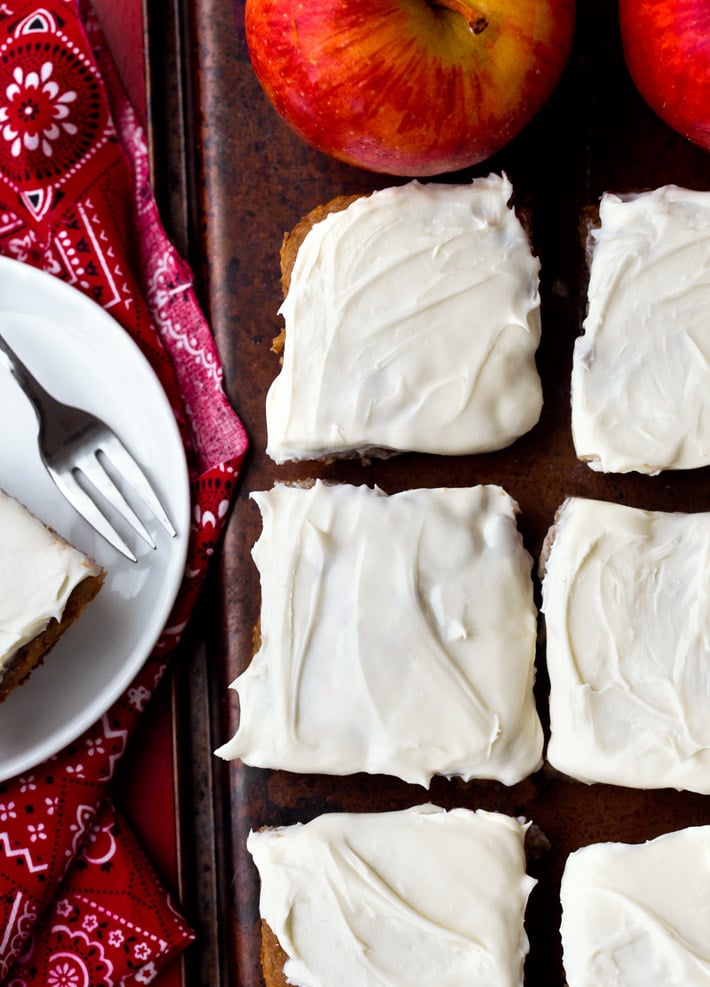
left=266, top=174, right=543, bottom=463
left=561, top=827, right=710, bottom=987
left=572, top=184, right=710, bottom=474
left=215, top=481, right=543, bottom=787
left=248, top=804, right=536, bottom=987
left=542, top=496, right=710, bottom=792
left=0, top=488, right=102, bottom=679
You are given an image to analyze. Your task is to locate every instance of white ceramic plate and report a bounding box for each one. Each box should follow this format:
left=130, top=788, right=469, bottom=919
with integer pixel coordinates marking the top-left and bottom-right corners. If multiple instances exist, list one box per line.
left=0, top=256, right=191, bottom=782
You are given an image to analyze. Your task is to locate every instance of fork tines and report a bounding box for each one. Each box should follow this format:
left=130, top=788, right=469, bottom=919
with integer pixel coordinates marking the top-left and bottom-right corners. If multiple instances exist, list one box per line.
left=51, top=432, right=176, bottom=564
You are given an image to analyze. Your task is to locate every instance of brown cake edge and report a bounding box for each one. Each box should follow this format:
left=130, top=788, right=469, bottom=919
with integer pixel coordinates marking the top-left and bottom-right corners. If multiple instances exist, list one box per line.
left=0, top=569, right=105, bottom=703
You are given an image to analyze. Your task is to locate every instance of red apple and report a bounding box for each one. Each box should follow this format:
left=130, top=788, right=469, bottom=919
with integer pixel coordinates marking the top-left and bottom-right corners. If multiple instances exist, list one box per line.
left=619, top=0, right=710, bottom=151
left=244, top=0, right=575, bottom=176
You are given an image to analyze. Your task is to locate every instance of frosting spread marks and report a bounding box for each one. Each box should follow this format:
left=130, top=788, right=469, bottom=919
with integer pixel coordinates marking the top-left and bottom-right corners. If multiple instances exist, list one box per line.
left=572, top=184, right=710, bottom=474
left=216, top=481, right=542, bottom=787
left=0, top=489, right=102, bottom=677
left=561, top=827, right=710, bottom=987
left=542, top=497, right=710, bottom=792
left=266, top=174, right=542, bottom=462
left=249, top=804, right=536, bottom=987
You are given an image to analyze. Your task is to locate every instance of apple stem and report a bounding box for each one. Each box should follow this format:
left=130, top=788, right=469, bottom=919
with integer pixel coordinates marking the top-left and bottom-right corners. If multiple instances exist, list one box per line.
left=430, top=0, right=488, bottom=34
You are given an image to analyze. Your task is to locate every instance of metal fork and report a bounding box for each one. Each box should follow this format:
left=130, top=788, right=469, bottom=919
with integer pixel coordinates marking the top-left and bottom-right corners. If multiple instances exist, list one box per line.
left=0, top=332, right=176, bottom=563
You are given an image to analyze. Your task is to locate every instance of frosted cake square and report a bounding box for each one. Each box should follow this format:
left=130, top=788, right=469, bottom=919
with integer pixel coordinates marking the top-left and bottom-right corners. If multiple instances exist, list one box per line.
left=266, top=173, right=543, bottom=463
left=216, top=481, right=543, bottom=787
left=572, top=184, right=710, bottom=474
left=542, top=496, right=710, bottom=792
left=249, top=804, right=536, bottom=987
left=561, top=826, right=710, bottom=987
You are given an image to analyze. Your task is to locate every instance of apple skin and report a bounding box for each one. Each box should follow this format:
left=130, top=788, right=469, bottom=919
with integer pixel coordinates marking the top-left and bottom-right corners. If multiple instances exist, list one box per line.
left=619, top=0, right=710, bottom=152
left=244, top=0, right=575, bottom=176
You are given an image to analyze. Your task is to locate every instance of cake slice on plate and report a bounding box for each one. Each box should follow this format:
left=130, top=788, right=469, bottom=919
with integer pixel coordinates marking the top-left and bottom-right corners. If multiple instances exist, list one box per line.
left=0, top=488, right=105, bottom=702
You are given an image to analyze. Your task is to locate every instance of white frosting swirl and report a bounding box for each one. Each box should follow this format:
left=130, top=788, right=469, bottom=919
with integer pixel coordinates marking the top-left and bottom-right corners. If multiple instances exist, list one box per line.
left=216, top=481, right=542, bottom=787
left=0, top=489, right=101, bottom=677
left=542, top=497, right=710, bottom=792
left=249, top=804, right=535, bottom=987
left=572, top=184, right=710, bottom=474
left=561, top=827, right=710, bottom=987
left=266, top=174, right=542, bottom=463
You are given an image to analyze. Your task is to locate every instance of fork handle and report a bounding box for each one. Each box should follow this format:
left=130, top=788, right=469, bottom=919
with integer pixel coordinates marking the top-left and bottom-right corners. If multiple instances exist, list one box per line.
left=0, top=332, right=58, bottom=420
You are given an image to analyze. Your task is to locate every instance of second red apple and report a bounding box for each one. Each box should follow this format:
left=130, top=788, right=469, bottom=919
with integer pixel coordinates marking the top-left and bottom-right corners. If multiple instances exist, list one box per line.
left=620, top=0, right=710, bottom=152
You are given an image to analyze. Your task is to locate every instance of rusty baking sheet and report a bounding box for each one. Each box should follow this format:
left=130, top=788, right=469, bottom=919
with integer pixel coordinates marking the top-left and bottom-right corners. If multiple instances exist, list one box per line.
left=163, top=0, right=710, bottom=981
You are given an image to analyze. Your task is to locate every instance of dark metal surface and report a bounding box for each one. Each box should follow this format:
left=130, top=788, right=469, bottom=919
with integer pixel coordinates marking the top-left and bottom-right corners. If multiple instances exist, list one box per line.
left=150, top=0, right=710, bottom=982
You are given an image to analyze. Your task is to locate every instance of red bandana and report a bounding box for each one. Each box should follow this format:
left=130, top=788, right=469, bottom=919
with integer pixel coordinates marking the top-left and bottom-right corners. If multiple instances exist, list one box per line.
left=0, top=1, right=247, bottom=982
